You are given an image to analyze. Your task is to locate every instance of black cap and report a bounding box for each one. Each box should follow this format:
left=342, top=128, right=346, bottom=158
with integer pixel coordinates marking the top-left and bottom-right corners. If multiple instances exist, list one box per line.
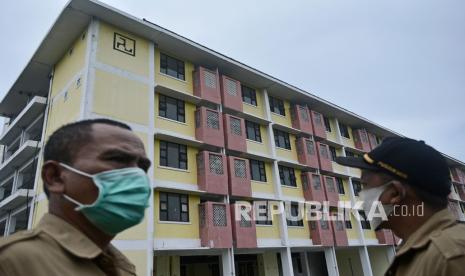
left=336, top=137, right=451, bottom=197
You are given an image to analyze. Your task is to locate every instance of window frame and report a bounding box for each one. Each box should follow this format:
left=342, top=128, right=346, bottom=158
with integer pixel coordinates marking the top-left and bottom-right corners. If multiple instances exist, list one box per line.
left=241, top=85, right=257, bottom=106
left=250, top=159, right=267, bottom=182
left=273, top=129, right=291, bottom=150
left=159, top=192, right=189, bottom=222
left=323, top=117, right=332, bottom=132
left=255, top=201, right=272, bottom=225
left=160, top=53, right=185, bottom=81
left=339, top=122, right=350, bottom=139
left=287, top=202, right=304, bottom=227
left=336, top=177, right=345, bottom=195
left=159, top=141, right=188, bottom=170
left=352, top=180, right=362, bottom=196
left=329, top=146, right=337, bottom=161
left=245, top=120, right=262, bottom=142
left=158, top=94, right=185, bottom=123
left=269, top=96, right=285, bottom=116
left=279, top=165, right=297, bottom=187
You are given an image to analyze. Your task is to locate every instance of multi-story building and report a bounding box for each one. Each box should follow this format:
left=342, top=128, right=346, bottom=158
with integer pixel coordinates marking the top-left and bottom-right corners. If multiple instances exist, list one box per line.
left=1, top=0, right=464, bottom=275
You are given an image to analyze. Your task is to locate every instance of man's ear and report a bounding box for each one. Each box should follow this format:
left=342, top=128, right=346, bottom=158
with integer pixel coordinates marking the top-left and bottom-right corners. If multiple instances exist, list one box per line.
left=387, top=181, right=406, bottom=205
left=42, top=161, right=65, bottom=194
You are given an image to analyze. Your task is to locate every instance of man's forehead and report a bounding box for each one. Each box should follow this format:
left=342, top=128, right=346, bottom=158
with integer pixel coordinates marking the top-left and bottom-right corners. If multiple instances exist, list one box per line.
left=90, top=124, right=145, bottom=149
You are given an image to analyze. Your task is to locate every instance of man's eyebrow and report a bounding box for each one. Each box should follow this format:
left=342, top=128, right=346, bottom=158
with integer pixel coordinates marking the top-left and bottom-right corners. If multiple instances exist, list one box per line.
left=99, top=148, right=138, bottom=159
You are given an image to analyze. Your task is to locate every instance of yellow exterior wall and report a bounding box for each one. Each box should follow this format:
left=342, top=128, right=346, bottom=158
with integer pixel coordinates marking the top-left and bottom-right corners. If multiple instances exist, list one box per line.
left=275, top=134, right=298, bottom=162
left=46, top=79, right=83, bottom=139
left=325, top=118, right=338, bottom=143
left=51, top=30, right=87, bottom=98
left=336, top=248, right=364, bottom=276
left=93, top=69, right=149, bottom=125
left=116, top=216, right=147, bottom=240
left=287, top=219, right=310, bottom=239
left=153, top=192, right=200, bottom=239
left=32, top=199, right=48, bottom=227
left=251, top=162, right=275, bottom=195
left=338, top=179, right=351, bottom=202
left=242, top=88, right=265, bottom=120
left=256, top=209, right=281, bottom=239
left=332, top=162, right=347, bottom=175
left=368, top=247, right=392, bottom=276
left=258, top=252, right=280, bottom=276
left=270, top=100, right=292, bottom=128
left=153, top=140, right=198, bottom=186
left=281, top=169, right=304, bottom=199
left=349, top=167, right=361, bottom=178
left=97, top=22, right=150, bottom=77
left=364, top=229, right=377, bottom=240
left=346, top=212, right=360, bottom=240
left=155, top=256, right=180, bottom=276
left=155, top=49, right=195, bottom=95
left=154, top=93, right=196, bottom=138
left=341, top=125, right=356, bottom=148
left=123, top=250, right=148, bottom=276
left=246, top=125, right=271, bottom=156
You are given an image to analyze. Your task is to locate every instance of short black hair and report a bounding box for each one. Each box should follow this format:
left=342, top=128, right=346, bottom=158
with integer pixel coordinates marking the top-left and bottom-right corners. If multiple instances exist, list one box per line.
left=43, top=118, right=131, bottom=196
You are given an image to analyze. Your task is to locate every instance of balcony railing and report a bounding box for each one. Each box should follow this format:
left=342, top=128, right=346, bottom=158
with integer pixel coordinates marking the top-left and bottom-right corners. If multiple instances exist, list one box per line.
left=227, top=156, right=251, bottom=197
left=230, top=203, right=257, bottom=248
left=193, top=66, right=221, bottom=104
left=223, top=114, right=246, bottom=153
left=195, top=107, right=224, bottom=148
left=296, top=138, right=319, bottom=169
left=199, top=201, right=233, bottom=248
left=220, top=75, right=242, bottom=112
left=290, top=104, right=313, bottom=135
left=197, top=151, right=228, bottom=195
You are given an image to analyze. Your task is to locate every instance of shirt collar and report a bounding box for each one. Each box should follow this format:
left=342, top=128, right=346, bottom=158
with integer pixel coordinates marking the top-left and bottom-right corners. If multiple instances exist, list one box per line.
left=38, top=213, right=102, bottom=259
left=38, top=214, right=136, bottom=273
left=395, top=208, right=456, bottom=257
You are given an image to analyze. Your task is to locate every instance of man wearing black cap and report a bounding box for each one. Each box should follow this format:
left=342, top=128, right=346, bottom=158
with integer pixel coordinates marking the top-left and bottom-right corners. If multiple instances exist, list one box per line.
left=336, top=137, right=465, bottom=276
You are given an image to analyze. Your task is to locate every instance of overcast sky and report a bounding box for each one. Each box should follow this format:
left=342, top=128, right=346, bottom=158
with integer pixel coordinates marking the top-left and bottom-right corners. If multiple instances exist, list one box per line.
left=1, top=0, right=464, bottom=162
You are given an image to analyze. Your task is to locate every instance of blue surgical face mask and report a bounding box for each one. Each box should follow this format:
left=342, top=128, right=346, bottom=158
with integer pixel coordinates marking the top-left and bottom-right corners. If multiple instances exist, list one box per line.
left=59, top=163, right=151, bottom=235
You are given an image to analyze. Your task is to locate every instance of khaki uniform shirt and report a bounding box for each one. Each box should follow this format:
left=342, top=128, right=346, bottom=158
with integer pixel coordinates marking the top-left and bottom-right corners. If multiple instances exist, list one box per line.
left=385, top=208, right=465, bottom=276
left=0, top=213, right=136, bottom=275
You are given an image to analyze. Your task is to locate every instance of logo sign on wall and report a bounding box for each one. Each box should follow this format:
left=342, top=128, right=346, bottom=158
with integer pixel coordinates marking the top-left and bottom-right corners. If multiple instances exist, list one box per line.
left=113, top=33, right=136, bottom=56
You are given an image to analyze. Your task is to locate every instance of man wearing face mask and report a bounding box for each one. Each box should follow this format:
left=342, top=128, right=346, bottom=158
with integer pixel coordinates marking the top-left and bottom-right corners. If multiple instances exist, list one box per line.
left=0, top=119, right=152, bottom=275
left=336, top=137, right=465, bottom=276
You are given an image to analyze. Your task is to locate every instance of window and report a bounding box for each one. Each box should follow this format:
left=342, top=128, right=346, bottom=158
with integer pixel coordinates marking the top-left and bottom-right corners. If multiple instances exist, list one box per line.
left=345, top=150, right=359, bottom=158
left=159, top=192, right=189, bottom=222
left=159, top=141, right=188, bottom=170
left=160, top=53, right=185, bottom=80
left=241, top=85, right=257, bottom=106
left=274, top=129, right=291, bottom=150
left=279, top=165, right=296, bottom=187
left=312, top=174, right=322, bottom=190
left=352, top=180, right=362, bottom=196
left=339, top=122, right=350, bottom=138
left=287, top=202, right=303, bottom=227
left=255, top=202, right=272, bottom=225
left=336, top=177, right=345, bottom=194
left=329, top=146, right=337, bottom=161
left=345, top=219, right=352, bottom=229
left=250, top=159, right=267, bottom=182
left=206, top=110, right=220, bottom=129
left=324, top=117, right=332, bottom=132
left=359, top=211, right=371, bottom=230
left=158, top=94, right=185, bottom=123
left=269, top=96, right=285, bottom=116
left=245, top=120, right=262, bottom=142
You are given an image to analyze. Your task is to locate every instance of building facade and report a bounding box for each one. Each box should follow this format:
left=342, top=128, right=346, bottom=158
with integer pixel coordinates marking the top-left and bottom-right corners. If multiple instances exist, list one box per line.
left=1, top=1, right=464, bottom=275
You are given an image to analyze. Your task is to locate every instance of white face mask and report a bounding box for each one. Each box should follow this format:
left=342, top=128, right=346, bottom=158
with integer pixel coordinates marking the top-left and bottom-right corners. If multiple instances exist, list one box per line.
left=359, top=181, right=395, bottom=230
